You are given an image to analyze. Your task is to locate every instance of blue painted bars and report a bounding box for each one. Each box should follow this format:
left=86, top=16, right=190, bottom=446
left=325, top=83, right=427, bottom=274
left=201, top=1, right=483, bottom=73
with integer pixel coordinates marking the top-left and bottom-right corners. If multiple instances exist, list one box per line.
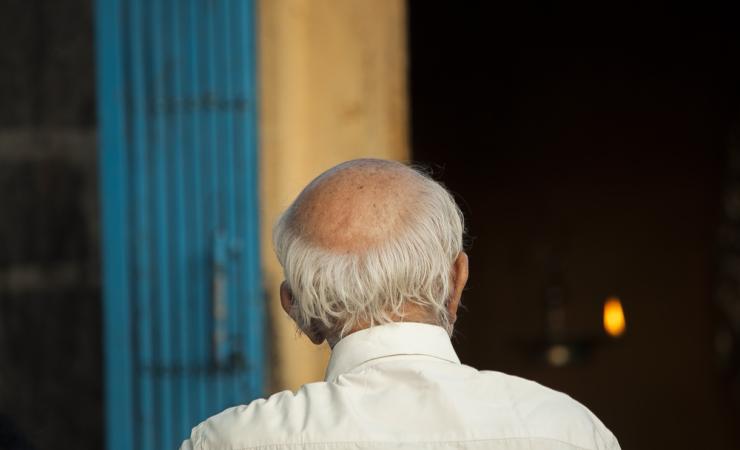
left=94, top=1, right=264, bottom=449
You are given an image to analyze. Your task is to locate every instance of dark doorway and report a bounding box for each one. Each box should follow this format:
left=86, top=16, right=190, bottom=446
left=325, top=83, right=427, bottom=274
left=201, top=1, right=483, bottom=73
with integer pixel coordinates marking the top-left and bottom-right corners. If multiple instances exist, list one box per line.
left=409, top=6, right=740, bottom=450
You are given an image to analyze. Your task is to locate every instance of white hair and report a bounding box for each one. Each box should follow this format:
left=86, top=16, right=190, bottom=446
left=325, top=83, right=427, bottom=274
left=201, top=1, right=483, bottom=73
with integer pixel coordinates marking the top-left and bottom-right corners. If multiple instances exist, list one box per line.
left=273, top=160, right=465, bottom=340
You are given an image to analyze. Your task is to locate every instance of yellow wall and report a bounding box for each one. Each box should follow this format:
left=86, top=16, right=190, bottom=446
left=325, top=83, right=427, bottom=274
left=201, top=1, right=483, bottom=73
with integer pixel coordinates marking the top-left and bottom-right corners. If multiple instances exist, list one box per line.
left=257, top=0, right=409, bottom=391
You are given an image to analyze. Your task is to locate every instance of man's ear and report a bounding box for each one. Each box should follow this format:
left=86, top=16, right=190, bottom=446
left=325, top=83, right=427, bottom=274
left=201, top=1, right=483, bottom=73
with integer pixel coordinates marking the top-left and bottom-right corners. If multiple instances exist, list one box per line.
left=447, top=252, right=469, bottom=325
left=280, top=281, right=326, bottom=345
left=280, top=281, right=294, bottom=317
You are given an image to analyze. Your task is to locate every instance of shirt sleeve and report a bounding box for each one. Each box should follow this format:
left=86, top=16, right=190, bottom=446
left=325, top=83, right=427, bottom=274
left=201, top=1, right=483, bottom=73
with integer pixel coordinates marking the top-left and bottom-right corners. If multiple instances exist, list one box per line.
left=179, top=438, right=194, bottom=450
left=608, top=436, right=622, bottom=450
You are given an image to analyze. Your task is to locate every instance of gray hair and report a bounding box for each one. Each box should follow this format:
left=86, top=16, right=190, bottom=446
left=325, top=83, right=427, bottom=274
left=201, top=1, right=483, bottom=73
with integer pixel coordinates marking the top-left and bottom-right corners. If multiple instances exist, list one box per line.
left=273, top=160, right=464, bottom=340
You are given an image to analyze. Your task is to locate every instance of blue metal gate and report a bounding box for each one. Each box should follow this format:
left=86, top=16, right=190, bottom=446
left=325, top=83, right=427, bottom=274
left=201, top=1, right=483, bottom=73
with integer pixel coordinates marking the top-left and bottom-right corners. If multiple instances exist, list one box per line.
left=95, top=1, right=264, bottom=449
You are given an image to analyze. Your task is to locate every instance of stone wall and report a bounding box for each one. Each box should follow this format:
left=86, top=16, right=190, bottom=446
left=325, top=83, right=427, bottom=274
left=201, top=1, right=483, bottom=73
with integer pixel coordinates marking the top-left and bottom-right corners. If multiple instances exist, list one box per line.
left=0, top=1, right=101, bottom=449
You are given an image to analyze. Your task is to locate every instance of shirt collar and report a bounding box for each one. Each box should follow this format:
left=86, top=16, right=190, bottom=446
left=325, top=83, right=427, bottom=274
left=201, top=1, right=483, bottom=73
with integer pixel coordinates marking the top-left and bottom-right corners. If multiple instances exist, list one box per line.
left=325, top=322, right=461, bottom=382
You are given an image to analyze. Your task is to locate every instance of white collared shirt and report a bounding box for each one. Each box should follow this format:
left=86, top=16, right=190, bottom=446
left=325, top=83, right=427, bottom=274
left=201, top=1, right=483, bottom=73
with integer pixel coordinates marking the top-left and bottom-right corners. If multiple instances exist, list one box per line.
left=181, top=322, right=620, bottom=450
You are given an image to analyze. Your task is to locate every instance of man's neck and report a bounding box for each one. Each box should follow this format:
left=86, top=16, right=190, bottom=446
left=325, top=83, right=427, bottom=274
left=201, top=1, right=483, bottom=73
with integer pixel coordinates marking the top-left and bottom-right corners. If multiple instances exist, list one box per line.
left=328, top=306, right=440, bottom=349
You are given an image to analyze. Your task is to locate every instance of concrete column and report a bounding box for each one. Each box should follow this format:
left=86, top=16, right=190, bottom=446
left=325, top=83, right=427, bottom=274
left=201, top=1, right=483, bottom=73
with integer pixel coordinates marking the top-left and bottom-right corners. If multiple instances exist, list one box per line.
left=258, top=0, right=409, bottom=391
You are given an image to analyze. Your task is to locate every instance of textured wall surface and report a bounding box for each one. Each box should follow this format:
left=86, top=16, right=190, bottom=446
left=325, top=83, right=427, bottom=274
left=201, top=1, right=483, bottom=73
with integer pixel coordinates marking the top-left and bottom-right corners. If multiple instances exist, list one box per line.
left=0, top=1, right=101, bottom=449
left=0, top=131, right=101, bottom=450
left=258, top=0, right=409, bottom=392
left=0, top=0, right=95, bottom=127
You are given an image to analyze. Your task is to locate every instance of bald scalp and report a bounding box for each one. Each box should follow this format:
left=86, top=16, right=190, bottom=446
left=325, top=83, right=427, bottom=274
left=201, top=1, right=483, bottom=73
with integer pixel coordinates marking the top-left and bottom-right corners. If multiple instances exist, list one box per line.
left=273, top=158, right=465, bottom=339
left=288, top=159, right=426, bottom=252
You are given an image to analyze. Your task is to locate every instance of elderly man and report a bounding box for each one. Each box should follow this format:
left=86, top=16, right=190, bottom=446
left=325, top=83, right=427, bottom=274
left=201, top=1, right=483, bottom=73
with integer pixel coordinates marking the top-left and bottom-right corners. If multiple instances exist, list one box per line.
left=180, top=159, right=620, bottom=450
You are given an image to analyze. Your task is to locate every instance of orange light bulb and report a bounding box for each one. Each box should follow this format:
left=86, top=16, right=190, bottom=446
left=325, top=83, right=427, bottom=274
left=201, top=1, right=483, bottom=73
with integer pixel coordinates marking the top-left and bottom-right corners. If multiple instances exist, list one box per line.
left=603, top=297, right=626, bottom=338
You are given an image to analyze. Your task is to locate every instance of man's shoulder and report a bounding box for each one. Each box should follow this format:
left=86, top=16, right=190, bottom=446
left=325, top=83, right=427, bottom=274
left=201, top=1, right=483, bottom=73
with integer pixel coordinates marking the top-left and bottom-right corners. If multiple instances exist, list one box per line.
left=184, top=381, right=333, bottom=449
left=474, top=369, right=619, bottom=449
left=183, top=367, right=619, bottom=450
left=474, top=368, right=578, bottom=408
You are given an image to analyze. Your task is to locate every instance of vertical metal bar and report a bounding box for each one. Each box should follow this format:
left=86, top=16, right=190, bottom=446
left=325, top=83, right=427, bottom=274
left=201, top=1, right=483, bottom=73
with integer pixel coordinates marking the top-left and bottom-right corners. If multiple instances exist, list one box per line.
left=159, top=0, right=187, bottom=441
left=181, top=0, right=197, bottom=428
left=145, top=3, right=160, bottom=447
left=122, top=3, right=141, bottom=445
left=129, top=0, right=155, bottom=447
left=218, top=0, right=239, bottom=402
left=162, top=0, right=178, bottom=439
left=228, top=0, right=245, bottom=400
left=239, top=0, right=264, bottom=397
left=198, top=0, right=217, bottom=415
left=150, top=0, right=174, bottom=448
left=95, top=0, right=135, bottom=448
left=234, top=0, right=253, bottom=400
left=203, top=0, right=225, bottom=411
left=169, top=0, right=192, bottom=440
left=186, top=0, right=208, bottom=424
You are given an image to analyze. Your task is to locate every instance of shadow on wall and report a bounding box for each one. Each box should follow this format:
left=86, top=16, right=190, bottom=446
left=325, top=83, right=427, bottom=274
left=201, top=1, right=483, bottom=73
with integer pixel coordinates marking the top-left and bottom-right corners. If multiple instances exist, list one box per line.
left=0, top=414, right=36, bottom=450
left=0, top=1, right=101, bottom=450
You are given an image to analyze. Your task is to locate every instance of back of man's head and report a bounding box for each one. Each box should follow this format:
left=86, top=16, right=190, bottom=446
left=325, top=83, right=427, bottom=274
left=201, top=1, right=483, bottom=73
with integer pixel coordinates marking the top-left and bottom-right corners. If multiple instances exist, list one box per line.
left=273, top=159, right=465, bottom=343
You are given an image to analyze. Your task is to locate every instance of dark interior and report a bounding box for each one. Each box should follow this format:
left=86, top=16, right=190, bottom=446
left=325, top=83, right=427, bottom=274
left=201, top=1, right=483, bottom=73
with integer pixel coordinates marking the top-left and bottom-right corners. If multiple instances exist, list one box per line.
left=409, top=6, right=740, bottom=449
